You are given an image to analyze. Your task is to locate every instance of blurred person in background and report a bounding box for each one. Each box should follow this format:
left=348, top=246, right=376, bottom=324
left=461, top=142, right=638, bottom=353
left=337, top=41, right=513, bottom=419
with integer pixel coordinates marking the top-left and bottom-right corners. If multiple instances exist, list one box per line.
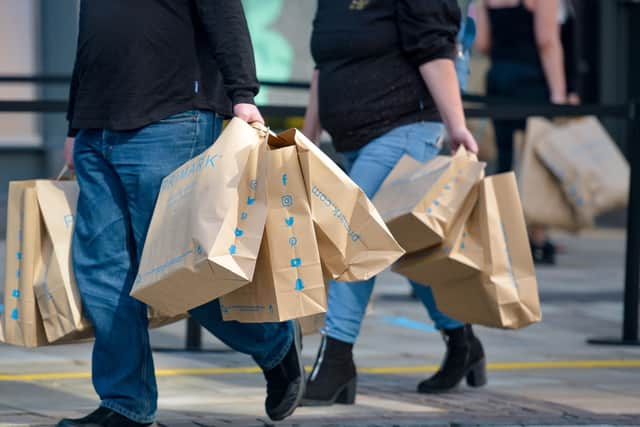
left=475, top=0, right=568, bottom=264
left=59, top=1, right=303, bottom=426
left=301, top=0, right=485, bottom=406
left=560, top=0, right=581, bottom=105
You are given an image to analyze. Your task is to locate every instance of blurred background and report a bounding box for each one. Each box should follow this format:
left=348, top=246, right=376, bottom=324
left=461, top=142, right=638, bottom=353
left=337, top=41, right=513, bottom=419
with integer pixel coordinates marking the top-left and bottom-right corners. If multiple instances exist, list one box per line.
left=0, top=1, right=635, bottom=239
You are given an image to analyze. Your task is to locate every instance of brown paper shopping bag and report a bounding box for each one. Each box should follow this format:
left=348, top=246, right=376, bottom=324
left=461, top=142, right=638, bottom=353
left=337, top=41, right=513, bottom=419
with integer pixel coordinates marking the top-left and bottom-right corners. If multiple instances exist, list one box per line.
left=373, top=147, right=485, bottom=254
left=131, top=118, right=268, bottom=316
left=394, top=173, right=541, bottom=329
left=535, top=116, right=629, bottom=225
left=1, top=183, right=49, bottom=347
left=32, top=181, right=93, bottom=343
left=518, top=118, right=591, bottom=231
left=220, top=144, right=326, bottom=322
left=268, top=129, right=404, bottom=282
left=2, top=178, right=183, bottom=347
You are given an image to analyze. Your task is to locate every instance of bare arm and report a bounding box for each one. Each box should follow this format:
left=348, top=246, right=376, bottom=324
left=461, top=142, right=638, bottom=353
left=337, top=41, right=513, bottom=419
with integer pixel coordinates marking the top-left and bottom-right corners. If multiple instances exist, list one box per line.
left=302, top=69, right=323, bottom=145
left=420, top=59, right=478, bottom=153
left=533, top=0, right=567, bottom=103
left=474, top=0, right=491, bottom=55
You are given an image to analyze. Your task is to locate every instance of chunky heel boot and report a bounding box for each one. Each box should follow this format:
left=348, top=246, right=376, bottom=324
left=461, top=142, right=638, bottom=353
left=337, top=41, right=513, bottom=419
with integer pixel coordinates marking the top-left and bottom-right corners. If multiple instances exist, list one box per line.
left=335, top=377, right=357, bottom=404
left=417, top=324, right=487, bottom=393
left=465, top=325, right=487, bottom=388
left=466, top=359, right=487, bottom=387
left=301, top=335, right=357, bottom=406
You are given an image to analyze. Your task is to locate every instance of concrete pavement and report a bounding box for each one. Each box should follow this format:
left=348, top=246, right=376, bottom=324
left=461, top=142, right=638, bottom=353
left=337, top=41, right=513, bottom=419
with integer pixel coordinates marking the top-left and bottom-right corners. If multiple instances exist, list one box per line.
left=0, top=230, right=639, bottom=426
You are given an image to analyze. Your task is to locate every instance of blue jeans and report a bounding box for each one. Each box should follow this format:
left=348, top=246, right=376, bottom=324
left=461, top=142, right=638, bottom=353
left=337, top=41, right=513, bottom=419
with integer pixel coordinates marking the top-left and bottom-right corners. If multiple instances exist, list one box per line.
left=324, top=122, right=464, bottom=344
left=72, top=110, right=293, bottom=423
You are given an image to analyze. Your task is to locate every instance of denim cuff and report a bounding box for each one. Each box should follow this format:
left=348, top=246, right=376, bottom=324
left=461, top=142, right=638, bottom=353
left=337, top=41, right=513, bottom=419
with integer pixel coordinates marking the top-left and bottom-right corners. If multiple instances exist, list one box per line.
left=101, top=400, right=155, bottom=425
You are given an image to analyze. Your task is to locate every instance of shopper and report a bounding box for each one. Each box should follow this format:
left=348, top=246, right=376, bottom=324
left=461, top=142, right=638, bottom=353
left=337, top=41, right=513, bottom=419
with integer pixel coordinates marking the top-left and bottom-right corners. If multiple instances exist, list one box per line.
left=301, top=0, right=485, bottom=405
left=475, top=0, right=568, bottom=264
left=59, top=2, right=302, bottom=426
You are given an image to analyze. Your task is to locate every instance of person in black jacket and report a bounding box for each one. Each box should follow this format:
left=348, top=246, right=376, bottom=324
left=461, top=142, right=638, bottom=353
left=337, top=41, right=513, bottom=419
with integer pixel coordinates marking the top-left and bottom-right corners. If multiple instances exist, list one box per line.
left=59, top=1, right=302, bottom=426
left=301, top=0, right=485, bottom=405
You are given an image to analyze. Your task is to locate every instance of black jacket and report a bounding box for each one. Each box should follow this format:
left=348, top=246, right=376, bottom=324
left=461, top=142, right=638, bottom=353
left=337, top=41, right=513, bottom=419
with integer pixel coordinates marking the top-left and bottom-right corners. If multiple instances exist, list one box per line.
left=311, top=0, right=460, bottom=152
left=67, top=0, right=258, bottom=136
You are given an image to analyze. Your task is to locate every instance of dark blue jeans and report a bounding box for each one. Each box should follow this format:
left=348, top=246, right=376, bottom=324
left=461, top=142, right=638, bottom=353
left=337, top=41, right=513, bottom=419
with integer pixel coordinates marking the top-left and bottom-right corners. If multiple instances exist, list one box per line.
left=72, top=110, right=292, bottom=423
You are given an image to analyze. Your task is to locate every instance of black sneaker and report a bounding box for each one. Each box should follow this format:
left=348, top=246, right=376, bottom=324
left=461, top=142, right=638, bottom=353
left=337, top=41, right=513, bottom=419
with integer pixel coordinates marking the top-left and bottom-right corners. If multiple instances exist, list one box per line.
left=57, top=407, right=157, bottom=427
left=263, top=321, right=305, bottom=421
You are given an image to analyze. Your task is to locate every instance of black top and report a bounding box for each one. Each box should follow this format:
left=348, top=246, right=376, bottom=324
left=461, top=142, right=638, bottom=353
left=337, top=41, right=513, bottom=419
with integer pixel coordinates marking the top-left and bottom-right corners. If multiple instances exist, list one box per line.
left=311, top=0, right=460, bottom=152
left=488, top=1, right=542, bottom=69
left=67, top=0, right=258, bottom=136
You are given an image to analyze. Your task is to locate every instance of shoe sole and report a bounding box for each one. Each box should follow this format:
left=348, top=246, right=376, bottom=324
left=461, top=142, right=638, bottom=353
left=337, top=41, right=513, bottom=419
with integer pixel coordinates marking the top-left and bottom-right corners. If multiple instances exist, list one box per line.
left=268, top=321, right=306, bottom=421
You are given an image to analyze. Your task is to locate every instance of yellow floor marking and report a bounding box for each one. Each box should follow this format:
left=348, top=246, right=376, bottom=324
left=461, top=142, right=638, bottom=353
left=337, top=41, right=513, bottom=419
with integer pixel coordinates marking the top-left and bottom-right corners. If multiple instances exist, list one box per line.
left=0, top=359, right=639, bottom=382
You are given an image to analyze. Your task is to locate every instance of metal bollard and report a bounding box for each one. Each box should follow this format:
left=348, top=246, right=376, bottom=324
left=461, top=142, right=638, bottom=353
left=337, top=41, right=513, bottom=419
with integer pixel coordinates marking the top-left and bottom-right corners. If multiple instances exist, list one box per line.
left=588, top=100, right=640, bottom=346
left=185, top=317, right=203, bottom=351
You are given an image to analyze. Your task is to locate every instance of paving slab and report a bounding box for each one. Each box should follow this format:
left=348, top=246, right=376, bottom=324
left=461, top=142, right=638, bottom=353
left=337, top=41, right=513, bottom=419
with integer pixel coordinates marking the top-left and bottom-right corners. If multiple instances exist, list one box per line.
left=1, top=230, right=639, bottom=426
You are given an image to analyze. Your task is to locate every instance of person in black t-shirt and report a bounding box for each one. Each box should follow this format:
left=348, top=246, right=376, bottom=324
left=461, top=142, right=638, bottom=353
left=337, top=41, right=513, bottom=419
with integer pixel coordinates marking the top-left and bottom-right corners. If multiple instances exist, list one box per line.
left=301, top=0, right=485, bottom=406
left=59, top=2, right=302, bottom=426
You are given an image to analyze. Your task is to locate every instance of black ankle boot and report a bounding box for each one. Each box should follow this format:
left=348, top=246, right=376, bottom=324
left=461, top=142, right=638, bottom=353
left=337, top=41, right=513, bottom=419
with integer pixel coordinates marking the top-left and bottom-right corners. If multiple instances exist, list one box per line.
left=57, top=407, right=156, bottom=427
left=301, top=335, right=357, bottom=406
left=417, top=325, right=487, bottom=393
left=263, top=322, right=305, bottom=421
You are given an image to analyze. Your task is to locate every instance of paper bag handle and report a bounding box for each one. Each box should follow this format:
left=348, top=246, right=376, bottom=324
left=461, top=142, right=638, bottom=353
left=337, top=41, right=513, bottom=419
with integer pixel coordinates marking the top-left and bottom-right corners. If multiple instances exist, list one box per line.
left=250, top=122, right=270, bottom=138
left=56, top=165, right=75, bottom=181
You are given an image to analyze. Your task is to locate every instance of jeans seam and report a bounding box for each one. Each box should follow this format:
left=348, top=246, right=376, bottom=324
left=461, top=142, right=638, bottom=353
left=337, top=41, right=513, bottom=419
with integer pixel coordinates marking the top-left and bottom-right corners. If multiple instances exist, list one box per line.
left=101, top=400, right=155, bottom=424
left=189, top=111, right=200, bottom=159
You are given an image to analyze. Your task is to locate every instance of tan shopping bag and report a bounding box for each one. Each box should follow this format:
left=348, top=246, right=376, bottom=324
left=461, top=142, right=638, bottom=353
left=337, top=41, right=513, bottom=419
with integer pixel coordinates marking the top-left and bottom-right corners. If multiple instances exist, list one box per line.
left=393, top=173, right=541, bottom=329
left=269, top=129, right=404, bottom=282
left=535, top=116, right=629, bottom=225
left=373, top=147, right=485, bottom=254
left=2, top=178, right=185, bottom=347
left=220, top=144, right=326, bottom=322
left=32, top=181, right=93, bottom=343
left=2, top=183, right=50, bottom=347
left=518, top=118, right=583, bottom=231
left=131, top=118, right=268, bottom=315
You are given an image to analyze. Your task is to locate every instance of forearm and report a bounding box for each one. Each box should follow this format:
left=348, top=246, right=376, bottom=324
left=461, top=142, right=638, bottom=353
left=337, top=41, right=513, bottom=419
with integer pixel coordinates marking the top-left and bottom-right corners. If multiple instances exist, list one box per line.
left=302, top=70, right=322, bottom=144
left=419, top=59, right=466, bottom=133
left=194, top=0, right=258, bottom=105
left=539, top=41, right=567, bottom=103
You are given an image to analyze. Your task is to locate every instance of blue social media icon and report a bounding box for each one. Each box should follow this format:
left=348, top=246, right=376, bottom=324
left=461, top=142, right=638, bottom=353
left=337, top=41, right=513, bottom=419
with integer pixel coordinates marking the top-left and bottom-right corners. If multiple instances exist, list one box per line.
left=282, top=174, right=288, bottom=186
left=247, top=197, right=256, bottom=205
left=0, top=303, right=4, bottom=314
left=240, top=212, right=248, bottom=220
left=12, top=289, right=20, bottom=298
left=295, top=278, right=305, bottom=291
left=285, top=216, right=294, bottom=227
left=290, top=258, right=301, bottom=267
left=250, top=180, right=257, bottom=190
left=281, top=195, right=293, bottom=207
left=11, top=308, right=18, bottom=320
left=229, top=244, right=237, bottom=255
left=235, top=228, right=244, bottom=237
left=16, top=251, right=21, bottom=260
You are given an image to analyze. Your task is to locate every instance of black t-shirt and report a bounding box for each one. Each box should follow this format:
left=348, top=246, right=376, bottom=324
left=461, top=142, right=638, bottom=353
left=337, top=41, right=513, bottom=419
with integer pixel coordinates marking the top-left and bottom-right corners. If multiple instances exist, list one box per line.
left=67, top=0, right=258, bottom=136
left=311, top=0, right=460, bottom=152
